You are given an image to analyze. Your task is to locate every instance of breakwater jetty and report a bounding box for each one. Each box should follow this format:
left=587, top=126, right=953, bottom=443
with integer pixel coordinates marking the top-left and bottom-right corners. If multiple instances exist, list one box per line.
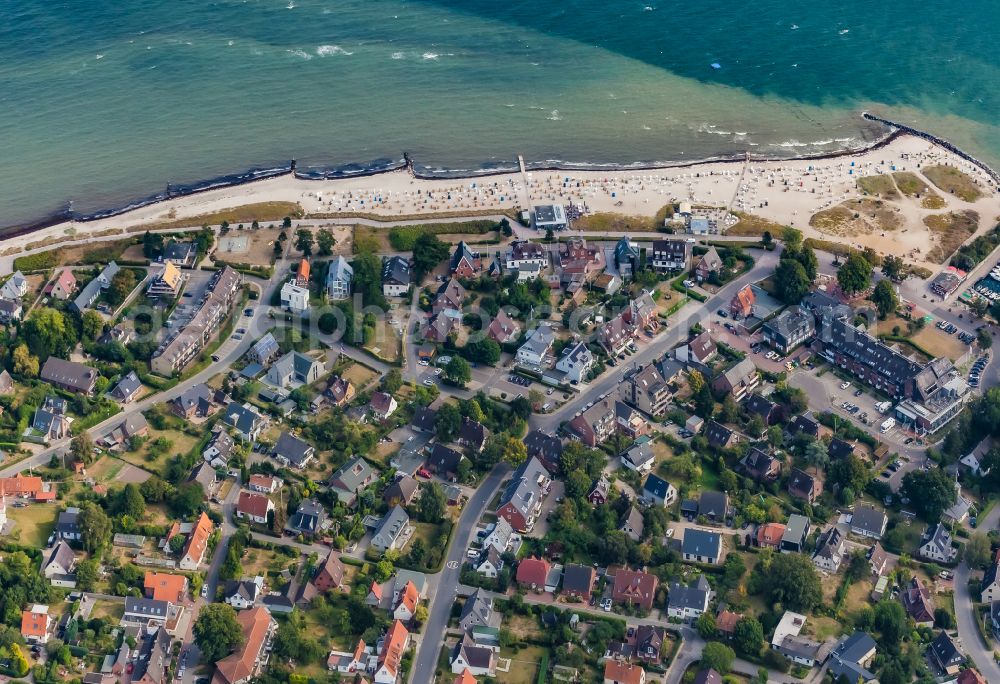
left=863, top=112, right=1000, bottom=187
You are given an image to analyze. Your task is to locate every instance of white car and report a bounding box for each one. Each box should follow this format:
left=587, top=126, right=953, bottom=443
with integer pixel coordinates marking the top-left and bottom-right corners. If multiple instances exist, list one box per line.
left=840, top=382, right=851, bottom=390
left=434, top=368, right=443, bottom=375
left=422, top=379, right=435, bottom=386
left=601, top=598, right=613, bottom=612
left=666, top=528, right=675, bottom=538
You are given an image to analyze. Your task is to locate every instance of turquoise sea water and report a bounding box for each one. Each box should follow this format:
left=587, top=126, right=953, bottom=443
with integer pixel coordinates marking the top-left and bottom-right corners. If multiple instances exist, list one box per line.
left=1, top=0, right=998, bottom=228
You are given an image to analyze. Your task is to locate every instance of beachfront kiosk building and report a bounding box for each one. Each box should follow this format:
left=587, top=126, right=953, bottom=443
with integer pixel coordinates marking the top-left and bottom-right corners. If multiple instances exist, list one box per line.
left=533, top=204, right=567, bottom=231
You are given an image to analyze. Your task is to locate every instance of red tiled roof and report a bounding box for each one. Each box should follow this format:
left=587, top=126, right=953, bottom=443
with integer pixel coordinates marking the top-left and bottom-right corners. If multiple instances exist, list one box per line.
left=182, top=512, right=214, bottom=567
left=377, top=620, right=409, bottom=679
left=213, top=607, right=272, bottom=684
left=144, top=572, right=188, bottom=603
left=454, top=669, right=477, bottom=684
left=399, top=580, right=419, bottom=614
left=0, top=474, right=43, bottom=497
left=715, top=610, right=742, bottom=634
left=21, top=608, right=49, bottom=638
left=757, top=523, right=786, bottom=547
left=604, top=660, right=645, bottom=684
left=237, top=490, right=272, bottom=519
left=516, top=556, right=551, bottom=587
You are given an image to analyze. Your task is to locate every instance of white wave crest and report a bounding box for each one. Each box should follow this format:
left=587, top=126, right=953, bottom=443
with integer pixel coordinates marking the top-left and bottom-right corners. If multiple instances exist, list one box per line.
left=547, top=109, right=562, bottom=121
left=422, top=52, right=439, bottom=60
left=391, top=51, right=405, bottom=60
left=287, top=48, right=312, bottom=60
left=317, top=45, right=353, bottom=56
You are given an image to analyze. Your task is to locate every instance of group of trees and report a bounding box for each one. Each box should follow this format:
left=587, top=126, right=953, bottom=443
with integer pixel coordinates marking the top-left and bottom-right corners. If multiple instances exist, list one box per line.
left=771, top=229, right=818, bottom=305
left=837, top=251, right=874, bottom=295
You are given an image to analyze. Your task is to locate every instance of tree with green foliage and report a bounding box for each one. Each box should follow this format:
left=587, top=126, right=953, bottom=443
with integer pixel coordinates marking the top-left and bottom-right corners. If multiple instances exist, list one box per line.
left=70, top=432, right=94, bottom=465
left=881, top=254, right=905, bottom=282
left=417, top=482, right=447, bottom=523
left=75, top=558, right=100, bottom=591
left=700, top=642, right=735, bottom=674
left=444, top=356, right=472, bottom=387
left=169, top=482, right=205, bottom=518
left=108, top=269, right=137, bottom=306
left=78, top=502, right=112, bottom=554
left=501, top=436, right=527, bottom=466
left=12, top=343, right=39, bottom=377
left=873, top=600, right=906, bottom=647
left=870, top=279, right=899, bottom=319
left=901, top=467, right=956, bottom=522
left=81, top=310, right=105, bottom=341
left=435, top=403, right=462, bottom=442
left=827, top=454, right=870, bottom=495
left=23, top=307, right=77, bottom=360
left=965, top=532, right=991, bottom=569
left=142, top=231, right=165, bottom=258
left=316, top=229, right=336, bottom=256
left=733, top=616, right=764, bottom=656
left=795, top=243, right=819, bottom=281
left=193, top=603, right=243, bottom=663
left=782, top=227, right=803, bottom=250
left=169, top=535, right=186, bottom=554
left=350, top=251, right=388, bottom=309
left=695, top=612, right=717, bottom=639
left=978, top=327, right=993, bottom=349
left=411, top=233, right=451, bottom=283
left=119, top=483, right=146, bottom=519
left=757, top=552, right=822, bottom=611
left=773, top=258, right=811, bottom=304
left=464, top=338, right=501, bottom=366
left=381, top=369, right=403, bottom=394
left=761, top=231, right=772, bottom=247
left=295, top=229, right=314, bottom=256
left=837, top=252, right=873, bottom=294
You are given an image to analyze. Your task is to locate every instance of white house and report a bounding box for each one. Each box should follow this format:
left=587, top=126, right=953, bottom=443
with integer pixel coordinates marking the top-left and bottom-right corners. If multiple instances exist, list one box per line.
left=555, top=341, right=594, bottom=383
left=666, top=576, right=711, bottom=622
left=236, top=490, right=275, bottom=525
left=223, top=576, right=263, bottom=610
left=918, top=523, right=958, bottom=563
left=280, top=280, right=310, bottom=313
left=516, top=323, right=555, bottom=367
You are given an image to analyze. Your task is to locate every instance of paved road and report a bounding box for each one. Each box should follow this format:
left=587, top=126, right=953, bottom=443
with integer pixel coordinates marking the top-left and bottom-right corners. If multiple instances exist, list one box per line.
left=180, top=475, right=242, bottom=683
left=0, top=272, right=281, bottom=479
left=531, top=247, right=780, bottom=435
left=410, top=464, right=509, bottom=684
left=955, top=502, right=1000, bottom=680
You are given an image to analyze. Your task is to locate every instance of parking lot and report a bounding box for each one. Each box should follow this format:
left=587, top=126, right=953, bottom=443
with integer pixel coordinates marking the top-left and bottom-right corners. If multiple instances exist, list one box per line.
left=788, top=367, right=911, bottom=447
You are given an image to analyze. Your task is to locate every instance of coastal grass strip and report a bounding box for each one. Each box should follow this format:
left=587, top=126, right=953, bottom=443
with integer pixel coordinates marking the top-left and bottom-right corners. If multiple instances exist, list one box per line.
left=308, top=207, right=522, bottom=223
left=131, top=201, right=304, bottom=232
left=387, top=220, right=498, bottom=250
left=922, top=165, right=984, bottom=202
left=13, top=237, right=139, bottom=272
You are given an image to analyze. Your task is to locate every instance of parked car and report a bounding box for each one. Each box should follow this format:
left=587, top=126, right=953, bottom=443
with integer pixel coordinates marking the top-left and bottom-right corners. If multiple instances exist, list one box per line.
left=717, top=308, right=728, bottom=318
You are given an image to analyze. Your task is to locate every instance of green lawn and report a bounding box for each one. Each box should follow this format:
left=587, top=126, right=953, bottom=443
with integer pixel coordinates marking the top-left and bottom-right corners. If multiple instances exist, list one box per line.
left=3, top=504, right=58, bottom=547
left=698, top=459, right=721, bottom=491
left=497, top=645, right=548, bottom=684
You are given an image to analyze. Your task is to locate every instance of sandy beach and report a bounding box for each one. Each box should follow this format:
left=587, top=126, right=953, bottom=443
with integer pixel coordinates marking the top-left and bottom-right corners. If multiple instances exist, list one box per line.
left=5, top=134, right=999, bottom=271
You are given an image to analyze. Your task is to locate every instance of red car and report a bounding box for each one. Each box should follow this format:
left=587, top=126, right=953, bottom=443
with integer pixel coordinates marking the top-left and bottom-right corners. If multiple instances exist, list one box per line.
left=416, top=468, right=432, bottom=479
